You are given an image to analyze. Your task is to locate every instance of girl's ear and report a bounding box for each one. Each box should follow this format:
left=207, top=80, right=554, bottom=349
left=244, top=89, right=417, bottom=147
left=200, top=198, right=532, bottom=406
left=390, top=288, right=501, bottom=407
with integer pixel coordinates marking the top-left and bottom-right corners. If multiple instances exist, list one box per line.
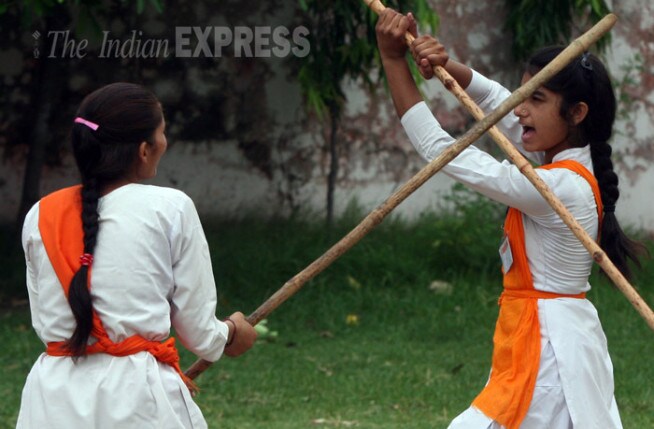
left=570, top=102, right=589, bottom=125
left=138, top=141, right=149, bottom=163
left=132, top=141, right=150, bottom=178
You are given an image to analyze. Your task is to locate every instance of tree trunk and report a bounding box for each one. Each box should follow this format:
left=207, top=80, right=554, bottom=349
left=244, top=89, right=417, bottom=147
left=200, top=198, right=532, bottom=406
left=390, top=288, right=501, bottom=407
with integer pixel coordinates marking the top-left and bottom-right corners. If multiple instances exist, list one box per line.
left=326, top=105, right=340, bottom=226
left=15, top=9, right=69, bottom=235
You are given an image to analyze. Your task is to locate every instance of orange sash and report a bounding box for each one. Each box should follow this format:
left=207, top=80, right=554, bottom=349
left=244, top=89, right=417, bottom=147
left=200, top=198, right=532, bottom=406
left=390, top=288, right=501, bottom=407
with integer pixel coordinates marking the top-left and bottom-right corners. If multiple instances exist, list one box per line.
left=38, top=185, right=197, bottom=393
left=471, top=160, right=602, bottom=428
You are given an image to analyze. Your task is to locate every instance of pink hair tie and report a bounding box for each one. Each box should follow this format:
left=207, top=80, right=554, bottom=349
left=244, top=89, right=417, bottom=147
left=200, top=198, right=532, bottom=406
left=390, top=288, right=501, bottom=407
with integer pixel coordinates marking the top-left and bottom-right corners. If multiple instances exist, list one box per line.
left=74, top=117, right=99, bottom=131
left=79, top=253, right=94, bottom=266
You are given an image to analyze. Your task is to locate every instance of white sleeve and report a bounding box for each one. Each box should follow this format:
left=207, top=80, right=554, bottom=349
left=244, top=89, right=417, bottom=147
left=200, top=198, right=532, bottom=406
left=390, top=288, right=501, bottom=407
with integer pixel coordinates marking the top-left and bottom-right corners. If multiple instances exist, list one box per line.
left=465, top=69, right=545, bottom=165
left=22, top=203, right=43, bottom=335
left=169, top=196, right=229, bottom=362
left=400, top=101, right=554, bottom=216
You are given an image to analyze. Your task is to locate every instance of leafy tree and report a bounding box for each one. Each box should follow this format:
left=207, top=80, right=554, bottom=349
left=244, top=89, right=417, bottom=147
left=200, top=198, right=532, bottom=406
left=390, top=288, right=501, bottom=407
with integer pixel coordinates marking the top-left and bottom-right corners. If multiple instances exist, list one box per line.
left=504, top=0, right=611, bottom=61
left=1, top=0, right=163, bottom=238
left=296, top=0, right=438, bottom=225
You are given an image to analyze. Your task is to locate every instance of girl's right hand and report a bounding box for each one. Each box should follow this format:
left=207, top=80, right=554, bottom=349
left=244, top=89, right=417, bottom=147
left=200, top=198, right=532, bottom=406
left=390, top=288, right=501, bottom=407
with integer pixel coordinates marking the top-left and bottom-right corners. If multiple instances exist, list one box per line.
left=223, top=311, right=257, bottom=357
left=376, top=8, right=413, bottom=61
left=410, top=35, right=449, bottom=80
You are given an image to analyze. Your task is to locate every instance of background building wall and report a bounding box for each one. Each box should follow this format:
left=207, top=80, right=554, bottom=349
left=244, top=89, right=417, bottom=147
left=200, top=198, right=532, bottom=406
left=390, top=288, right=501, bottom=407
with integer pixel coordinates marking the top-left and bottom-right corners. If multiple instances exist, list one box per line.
left=1, top=0, right=652, bottom=230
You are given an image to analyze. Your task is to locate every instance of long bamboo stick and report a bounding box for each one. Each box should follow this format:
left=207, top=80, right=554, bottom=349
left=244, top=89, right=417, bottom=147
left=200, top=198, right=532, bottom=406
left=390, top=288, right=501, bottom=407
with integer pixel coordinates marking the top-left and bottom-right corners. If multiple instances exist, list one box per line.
left=364, top=0, right=654, bottom=330
left=184, top=14, right=620, bottom=381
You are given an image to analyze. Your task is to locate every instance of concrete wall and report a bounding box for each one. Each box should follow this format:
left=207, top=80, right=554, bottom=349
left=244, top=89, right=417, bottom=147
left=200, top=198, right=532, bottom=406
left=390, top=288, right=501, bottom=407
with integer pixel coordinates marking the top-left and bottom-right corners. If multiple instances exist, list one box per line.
left=1, top=0, right=652, bottom=230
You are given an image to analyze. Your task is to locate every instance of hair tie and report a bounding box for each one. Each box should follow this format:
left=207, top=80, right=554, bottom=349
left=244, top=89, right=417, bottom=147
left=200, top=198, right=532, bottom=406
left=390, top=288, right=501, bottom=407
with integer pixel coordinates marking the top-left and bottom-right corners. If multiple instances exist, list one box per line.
left=580, top=52, right=593, bottom=71
left=74, top=117, right=99, bottom=131
left=603, top=204, right=615, bottom=213
left=79, top=253, right=94, bottom=266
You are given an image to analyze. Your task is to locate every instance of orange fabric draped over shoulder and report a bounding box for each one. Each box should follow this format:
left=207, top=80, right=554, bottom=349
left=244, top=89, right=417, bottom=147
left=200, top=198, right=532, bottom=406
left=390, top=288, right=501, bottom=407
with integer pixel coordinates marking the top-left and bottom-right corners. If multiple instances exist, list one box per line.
left=471, top=160, right=603, bottom=429
left=38, top=185, right=198, bottom=394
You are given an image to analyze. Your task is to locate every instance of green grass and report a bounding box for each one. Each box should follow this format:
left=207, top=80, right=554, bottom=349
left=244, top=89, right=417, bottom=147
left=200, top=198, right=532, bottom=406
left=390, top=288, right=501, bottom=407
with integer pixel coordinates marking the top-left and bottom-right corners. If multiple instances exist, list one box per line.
left=1, top=202, right=653, bottom=428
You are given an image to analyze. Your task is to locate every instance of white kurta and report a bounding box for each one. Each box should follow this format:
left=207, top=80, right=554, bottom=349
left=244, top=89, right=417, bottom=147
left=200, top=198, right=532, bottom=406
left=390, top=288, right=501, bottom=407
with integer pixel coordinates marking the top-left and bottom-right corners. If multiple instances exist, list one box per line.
left=401, top=71, right=621, bottom=429
left=18, top=184, right=230, bottom=429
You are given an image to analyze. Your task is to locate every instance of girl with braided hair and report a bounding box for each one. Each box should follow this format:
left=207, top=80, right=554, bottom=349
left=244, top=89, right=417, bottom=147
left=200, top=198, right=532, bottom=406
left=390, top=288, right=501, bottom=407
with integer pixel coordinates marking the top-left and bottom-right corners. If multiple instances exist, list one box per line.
left=376, top=9, right=647, bottom=429
left=18, top=82, right=257, bottom=429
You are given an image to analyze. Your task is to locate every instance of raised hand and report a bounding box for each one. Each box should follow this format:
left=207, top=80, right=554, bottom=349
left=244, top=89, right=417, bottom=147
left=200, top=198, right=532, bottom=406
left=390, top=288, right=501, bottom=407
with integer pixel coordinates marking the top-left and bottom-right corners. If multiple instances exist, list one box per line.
left=375, top=8, right=412, bottom=60
left=411, top=35, right=449, bottom=80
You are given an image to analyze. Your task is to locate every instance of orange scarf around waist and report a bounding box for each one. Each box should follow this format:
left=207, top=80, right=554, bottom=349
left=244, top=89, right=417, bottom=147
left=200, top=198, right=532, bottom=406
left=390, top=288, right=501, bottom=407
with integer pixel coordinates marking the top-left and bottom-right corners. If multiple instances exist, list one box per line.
left=38, top=185, right=197, bottom=393
left=471, top=160, right=602, bottom=429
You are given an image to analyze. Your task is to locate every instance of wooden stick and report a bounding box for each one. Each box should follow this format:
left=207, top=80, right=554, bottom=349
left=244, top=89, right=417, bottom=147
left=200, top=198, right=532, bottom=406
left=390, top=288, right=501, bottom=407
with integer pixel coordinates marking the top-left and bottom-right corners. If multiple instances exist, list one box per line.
left=365, top=0, right=654, bottom=332
left=184, top=15, right=619, bottom=380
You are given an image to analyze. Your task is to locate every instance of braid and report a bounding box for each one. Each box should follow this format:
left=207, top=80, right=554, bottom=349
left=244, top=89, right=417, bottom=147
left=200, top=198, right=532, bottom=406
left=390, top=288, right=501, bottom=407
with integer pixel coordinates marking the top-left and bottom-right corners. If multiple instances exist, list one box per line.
left=591, top=140, right=618, bottom=207
left=591, top=140, right=648, bottom=281
left=65, top=179, right=100, bottom=356
left=81, top=178, right=100, bottom=252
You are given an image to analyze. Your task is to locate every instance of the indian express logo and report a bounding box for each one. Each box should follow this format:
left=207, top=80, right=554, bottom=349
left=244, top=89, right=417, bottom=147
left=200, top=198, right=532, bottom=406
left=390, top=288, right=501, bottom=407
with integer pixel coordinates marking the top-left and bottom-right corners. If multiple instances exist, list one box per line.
left=176, top=26, right=309, bottom=58
left=41, top=25, right=311, bottom=59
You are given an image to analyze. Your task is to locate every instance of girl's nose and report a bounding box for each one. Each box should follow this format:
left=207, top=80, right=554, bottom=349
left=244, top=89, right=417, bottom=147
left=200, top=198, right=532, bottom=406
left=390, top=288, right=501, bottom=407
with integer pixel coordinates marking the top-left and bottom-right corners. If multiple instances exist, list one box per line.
left=514, top=104, right=528, bottom=118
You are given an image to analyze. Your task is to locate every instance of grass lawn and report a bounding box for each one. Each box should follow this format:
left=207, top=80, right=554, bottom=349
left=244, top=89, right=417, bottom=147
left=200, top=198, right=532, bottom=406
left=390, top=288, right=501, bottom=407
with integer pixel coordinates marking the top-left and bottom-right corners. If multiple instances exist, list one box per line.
left=1, top=205, right=653, bottom=428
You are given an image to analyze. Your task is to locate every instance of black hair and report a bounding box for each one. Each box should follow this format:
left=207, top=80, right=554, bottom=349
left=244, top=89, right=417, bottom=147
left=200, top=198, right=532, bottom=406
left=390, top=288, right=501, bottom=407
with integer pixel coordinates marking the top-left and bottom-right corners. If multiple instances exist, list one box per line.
left=66, top=82, right=162, bottom=356
left=526, top=46, right=648, bottom=281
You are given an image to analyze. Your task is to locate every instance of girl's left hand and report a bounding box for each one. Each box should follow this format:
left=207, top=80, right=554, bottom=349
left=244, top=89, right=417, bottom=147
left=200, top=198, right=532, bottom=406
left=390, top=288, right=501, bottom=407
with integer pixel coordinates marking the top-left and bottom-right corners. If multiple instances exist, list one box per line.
left=411, top=35, right=449, bottom=80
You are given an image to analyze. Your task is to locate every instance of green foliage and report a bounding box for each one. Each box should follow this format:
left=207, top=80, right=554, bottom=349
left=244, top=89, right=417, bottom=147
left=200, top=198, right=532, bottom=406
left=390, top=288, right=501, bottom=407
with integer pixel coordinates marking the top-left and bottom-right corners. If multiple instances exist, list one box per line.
left=3, top=0, right=164, bottom=28
left=296, top=0, right=438, bottom=119
left=504, top=0, right=611, bottom=61
left=427, top=183, right=506, bottom=275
